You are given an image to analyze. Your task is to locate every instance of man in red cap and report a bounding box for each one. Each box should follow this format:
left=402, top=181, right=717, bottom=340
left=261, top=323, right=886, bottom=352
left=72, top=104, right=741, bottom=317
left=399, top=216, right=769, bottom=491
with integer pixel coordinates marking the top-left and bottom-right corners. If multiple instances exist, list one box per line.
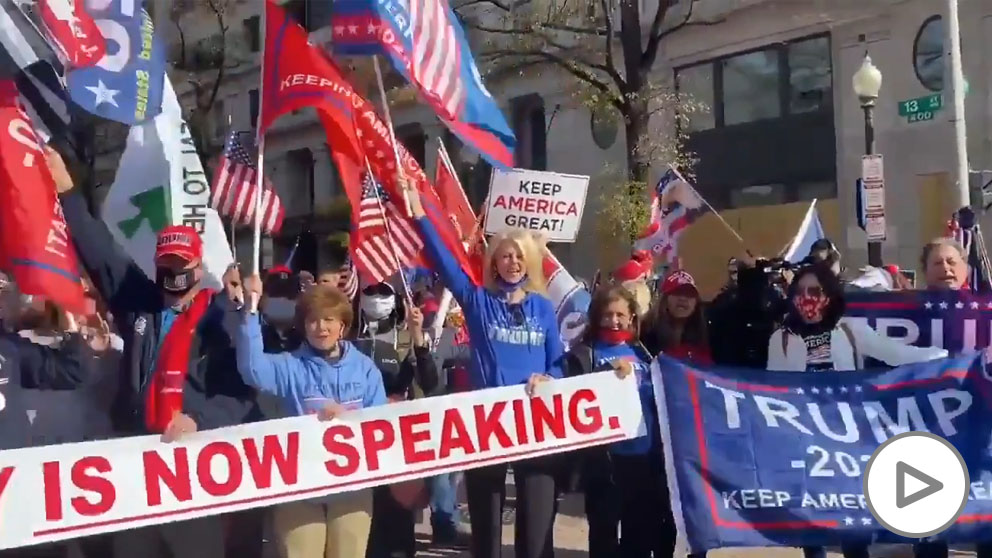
left=48, top=148, right=257, bottom=558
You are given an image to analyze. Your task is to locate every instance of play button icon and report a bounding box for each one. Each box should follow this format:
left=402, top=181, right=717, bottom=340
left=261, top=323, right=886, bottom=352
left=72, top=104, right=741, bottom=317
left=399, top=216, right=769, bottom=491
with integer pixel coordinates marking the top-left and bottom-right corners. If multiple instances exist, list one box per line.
left=864, top=432, right=969, bottom=537
left=896, top=461, right=944, bottom=508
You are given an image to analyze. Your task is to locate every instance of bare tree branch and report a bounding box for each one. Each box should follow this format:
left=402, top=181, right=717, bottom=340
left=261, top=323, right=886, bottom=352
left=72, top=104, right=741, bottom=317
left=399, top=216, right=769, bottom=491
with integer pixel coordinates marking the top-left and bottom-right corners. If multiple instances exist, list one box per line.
left=642, top=0, right=725, bottom=70
left=536, top=22, right=606, bottom=35
left=202, top=0, right=228, bottom=112
left=599, top=0, right=617, bottom=85
left=483, top=48, right=623, bottom=109
left=453, top=0, right=512, bottom=11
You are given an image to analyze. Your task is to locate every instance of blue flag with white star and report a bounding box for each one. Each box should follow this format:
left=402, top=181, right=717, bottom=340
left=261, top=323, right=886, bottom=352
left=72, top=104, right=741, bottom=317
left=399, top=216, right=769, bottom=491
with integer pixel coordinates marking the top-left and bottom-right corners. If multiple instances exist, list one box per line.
left=653, top=352, right=992, bottom=552
left=66, top=0, right=164, bottom=125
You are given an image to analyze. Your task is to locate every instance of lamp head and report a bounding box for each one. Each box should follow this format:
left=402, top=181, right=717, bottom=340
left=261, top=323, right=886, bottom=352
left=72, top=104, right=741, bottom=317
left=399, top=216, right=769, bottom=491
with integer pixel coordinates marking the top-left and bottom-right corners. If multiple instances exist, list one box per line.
left=852, top=53, right=883, bottom=104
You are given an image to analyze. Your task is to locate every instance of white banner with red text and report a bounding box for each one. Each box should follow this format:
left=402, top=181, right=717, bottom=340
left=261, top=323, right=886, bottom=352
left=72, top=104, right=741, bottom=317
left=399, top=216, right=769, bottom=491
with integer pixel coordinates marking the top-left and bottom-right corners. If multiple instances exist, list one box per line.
left=0, top=372, right=642, bottom=549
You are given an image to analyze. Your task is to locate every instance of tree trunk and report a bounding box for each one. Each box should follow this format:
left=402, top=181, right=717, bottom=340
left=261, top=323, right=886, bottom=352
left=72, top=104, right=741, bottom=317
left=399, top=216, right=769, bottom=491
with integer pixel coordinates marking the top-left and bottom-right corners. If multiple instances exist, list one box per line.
left=624, top=100, right=651, bottom=183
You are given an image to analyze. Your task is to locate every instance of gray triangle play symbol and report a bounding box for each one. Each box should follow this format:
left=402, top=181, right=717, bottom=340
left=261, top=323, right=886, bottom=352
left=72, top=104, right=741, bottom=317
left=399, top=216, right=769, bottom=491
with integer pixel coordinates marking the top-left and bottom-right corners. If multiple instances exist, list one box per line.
left=896, top=461, right=944, bottom=508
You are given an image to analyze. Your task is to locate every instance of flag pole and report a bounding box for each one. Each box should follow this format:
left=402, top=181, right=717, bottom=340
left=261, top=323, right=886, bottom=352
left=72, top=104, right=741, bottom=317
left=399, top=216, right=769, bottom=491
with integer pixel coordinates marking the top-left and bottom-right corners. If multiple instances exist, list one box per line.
left=226, top=113, right=237, bottom=261
left=437, top=138, right=474, bottom=219
left=250, top=3, right=266, bottom=313
left=372, top=56, right=413, bottom=216
left=668, top=164, right=746, bottom=246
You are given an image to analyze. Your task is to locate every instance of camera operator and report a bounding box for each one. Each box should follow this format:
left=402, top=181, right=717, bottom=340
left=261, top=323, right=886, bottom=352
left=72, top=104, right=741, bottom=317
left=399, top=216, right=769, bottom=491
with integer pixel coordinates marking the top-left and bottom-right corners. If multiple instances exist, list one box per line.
left=708, top=253, right=791, bottom=367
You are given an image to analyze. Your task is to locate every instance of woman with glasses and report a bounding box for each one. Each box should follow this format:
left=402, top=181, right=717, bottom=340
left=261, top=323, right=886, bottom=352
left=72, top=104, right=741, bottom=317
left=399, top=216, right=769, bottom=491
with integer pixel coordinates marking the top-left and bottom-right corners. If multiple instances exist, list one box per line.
left=766, top=263, right=946, bottom=558
left=405, top=181, right=563, bottom=558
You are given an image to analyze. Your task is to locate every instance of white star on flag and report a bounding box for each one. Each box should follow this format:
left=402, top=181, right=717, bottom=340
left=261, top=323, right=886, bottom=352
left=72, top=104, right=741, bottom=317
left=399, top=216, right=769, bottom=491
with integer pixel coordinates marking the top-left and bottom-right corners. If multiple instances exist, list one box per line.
left=334, top=25, right=345, bottom=35
left=825, top=387, right=834, bottom=394
left=85, top=79, right=120, bottom=107
left=940, top=302, right=949, bottom=309
left=855, top=385, right=863, bottom=392
left=986, top=302, right=992, bottom=309
left=956, top=301, right=965, bottom=309
left=844, top=517, right=855, bottom=526
left=348, top=24, right=359, bottom=34
left=811, top=387, right=819, bottom=394
left=925, top=302, right=933, bottom=309
left=367, top=23, right=378, bottom=33
left=972, top=302, right=980, bottom=309
left=861, top=517, right=872, bottom=525
left=375, top=150, right=385, bottom=158
left=840, top=386, right=849, bottom=393
left=795, top=388, right=804, bottom=394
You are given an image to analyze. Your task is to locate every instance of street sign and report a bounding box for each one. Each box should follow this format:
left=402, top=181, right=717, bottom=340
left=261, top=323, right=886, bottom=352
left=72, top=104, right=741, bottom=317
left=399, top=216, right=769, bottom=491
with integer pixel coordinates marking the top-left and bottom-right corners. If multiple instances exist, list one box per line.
left=898, top=93, right=943, bottom=123
left=862, top=154, right=886, bottom=242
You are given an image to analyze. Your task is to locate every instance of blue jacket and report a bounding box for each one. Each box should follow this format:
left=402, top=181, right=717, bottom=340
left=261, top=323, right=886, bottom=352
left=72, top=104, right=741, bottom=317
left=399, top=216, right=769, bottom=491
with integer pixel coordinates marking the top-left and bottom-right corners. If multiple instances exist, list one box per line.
left=235, top=313, right=386, bottom=416
left=61, top=191, right=260, bottom=434
left=414, top=217, right=563, bottom=388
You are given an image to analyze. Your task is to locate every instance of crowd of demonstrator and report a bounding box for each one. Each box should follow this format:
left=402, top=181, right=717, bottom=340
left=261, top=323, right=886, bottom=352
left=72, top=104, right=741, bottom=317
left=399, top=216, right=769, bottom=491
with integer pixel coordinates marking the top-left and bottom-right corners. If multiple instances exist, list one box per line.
left=0, top=149, right=981, bottom=558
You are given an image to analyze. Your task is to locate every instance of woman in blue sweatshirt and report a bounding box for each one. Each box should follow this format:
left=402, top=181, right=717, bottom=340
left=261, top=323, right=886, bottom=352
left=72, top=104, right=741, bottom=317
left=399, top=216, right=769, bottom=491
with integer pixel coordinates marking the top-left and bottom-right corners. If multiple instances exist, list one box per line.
left=406, top=183, right=563, bottom=558
left=234, top=277, right=386, bottom=558
left=555, top=286, right=671, bottom=558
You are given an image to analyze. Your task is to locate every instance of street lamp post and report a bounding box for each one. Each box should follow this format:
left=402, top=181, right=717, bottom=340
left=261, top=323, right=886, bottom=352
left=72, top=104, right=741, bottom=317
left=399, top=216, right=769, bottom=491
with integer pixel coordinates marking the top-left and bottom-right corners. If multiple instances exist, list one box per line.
left=852, top=54, right=884, bottom=267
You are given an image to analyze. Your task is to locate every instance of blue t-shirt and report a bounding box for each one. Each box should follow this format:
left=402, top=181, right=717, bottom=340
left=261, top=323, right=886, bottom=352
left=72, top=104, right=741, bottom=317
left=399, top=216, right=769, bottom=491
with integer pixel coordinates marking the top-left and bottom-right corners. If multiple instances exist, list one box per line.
left=591, top=341, right=656, bottom=455
left=415, top=217, right=563, bottom=388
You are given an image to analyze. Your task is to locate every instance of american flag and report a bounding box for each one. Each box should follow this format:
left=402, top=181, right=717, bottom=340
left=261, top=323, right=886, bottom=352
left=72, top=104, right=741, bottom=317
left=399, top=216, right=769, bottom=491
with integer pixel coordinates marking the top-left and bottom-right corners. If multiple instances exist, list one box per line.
left=408, top=0, right=462, bottom=121
left=211, top=130, right=284, bottom=234
left=338, top=256, right=358, bottom=301
left=353, top=172, right=422, bottom=283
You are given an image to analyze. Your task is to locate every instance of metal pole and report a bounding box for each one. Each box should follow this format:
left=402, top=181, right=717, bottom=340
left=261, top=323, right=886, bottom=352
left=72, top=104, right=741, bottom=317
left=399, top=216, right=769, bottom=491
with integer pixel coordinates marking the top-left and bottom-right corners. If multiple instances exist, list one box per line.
left=947, top=0, right=969, bottom=208
left=864, top=103, right=883, bottom=267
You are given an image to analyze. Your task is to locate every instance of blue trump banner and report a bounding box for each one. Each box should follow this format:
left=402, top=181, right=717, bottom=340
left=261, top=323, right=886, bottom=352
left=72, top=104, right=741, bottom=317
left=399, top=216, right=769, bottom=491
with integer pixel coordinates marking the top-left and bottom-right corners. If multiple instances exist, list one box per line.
left=846, top=291, right=992, bottom=354
left=67, top=0, right=165, bottom=125
left=652, top=353, right=992, bottom=552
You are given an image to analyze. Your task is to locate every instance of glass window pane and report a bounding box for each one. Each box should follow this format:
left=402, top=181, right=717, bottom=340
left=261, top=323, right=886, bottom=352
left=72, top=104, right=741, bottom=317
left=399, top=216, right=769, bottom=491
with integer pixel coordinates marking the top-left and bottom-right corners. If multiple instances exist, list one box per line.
left=722, top=49, right=780, bottom=125
left=676, top=64, right=715, bottom=132
left=789, top=37, right=832, bottom=114
left=914, top=16, right=944, bottom=91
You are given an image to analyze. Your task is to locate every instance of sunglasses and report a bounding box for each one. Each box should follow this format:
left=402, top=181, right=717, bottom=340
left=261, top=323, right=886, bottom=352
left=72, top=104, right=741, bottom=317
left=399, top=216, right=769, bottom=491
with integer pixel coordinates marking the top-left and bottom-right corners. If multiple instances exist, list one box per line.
left=362, top=283, right=394, bottom=297
left=796, top=285, right=824, bottom=298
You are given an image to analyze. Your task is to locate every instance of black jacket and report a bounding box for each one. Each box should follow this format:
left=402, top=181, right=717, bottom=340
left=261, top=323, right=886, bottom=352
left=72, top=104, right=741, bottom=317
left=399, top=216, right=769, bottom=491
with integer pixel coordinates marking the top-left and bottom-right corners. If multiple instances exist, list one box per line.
left=708, top=265, right=788, bottom=368
left=61, top=191, right=260, bottom=434
left=0, top=332, right=91, bottom=449
left=352, top=337, right=438, bottom=398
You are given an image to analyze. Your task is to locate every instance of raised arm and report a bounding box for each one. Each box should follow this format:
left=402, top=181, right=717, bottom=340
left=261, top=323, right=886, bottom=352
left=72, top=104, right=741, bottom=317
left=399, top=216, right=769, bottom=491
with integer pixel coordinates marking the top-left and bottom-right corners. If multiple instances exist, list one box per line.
left=406, top=181, right=475, bottom=303
left=235, top=312, right=304, bottom=398
left=48, top=149, right=159, bottom=318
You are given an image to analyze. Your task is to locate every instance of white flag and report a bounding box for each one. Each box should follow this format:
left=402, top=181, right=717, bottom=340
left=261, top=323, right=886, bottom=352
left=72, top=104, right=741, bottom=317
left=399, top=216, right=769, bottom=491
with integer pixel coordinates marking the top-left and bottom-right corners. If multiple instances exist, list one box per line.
left=101, top=78, right=233, bottom=287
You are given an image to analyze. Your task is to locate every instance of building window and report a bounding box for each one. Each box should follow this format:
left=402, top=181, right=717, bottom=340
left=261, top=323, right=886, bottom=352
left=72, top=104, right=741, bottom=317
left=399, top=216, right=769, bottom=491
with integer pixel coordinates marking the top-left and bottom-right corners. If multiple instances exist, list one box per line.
left=788, top=36, right=832, bottom=114
left=721, top=49, right=780, bottom=126
left=675, top=63, right=715, bottom=131
left=243, top=16, right=260, bottom=53
left=675, top=33, right=832, bottom=130
left=396, top=123, right=426, bottom=168
left=212, top=98, right=226, bottom=139
left=248, top=89, right=259, bottom=129
left=511, top=94, right=547, bottom=170
left=914, top=15, right=944, bottom=91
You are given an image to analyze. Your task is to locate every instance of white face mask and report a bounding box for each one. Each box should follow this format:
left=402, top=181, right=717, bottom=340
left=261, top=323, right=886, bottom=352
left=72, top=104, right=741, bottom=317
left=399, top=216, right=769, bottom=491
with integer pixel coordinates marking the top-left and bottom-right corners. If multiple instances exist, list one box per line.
left=361, top=295, right=395, bottom=321
left=263, top=297, right=296, bottom=324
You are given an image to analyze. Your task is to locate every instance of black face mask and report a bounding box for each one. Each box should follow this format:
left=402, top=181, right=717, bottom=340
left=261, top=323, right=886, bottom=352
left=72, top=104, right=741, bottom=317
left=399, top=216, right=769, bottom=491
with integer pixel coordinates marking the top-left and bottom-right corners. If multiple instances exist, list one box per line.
left=157, top=267, right=197, bottom=294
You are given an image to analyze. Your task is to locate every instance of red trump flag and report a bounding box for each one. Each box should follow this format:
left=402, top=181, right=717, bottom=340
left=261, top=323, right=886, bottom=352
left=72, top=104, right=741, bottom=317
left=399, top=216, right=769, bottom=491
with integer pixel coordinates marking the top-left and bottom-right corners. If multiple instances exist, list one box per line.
left=0, top=80, right=85, bottom=313
left=260, top=0, right=480, bottom=286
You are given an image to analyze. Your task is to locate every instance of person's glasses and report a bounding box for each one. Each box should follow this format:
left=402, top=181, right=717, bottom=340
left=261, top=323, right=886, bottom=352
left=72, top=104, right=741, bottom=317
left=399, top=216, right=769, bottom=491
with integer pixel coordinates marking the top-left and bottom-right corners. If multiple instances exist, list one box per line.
left=796, top=286, right=824, bottom=298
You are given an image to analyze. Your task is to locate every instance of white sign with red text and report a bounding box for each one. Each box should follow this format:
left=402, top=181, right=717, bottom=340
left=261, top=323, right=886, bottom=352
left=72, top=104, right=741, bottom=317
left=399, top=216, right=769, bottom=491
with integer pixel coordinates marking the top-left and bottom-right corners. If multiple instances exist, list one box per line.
left=0, top=372, right=642, bottom=549
left=485, top=168, right=590, bottom=242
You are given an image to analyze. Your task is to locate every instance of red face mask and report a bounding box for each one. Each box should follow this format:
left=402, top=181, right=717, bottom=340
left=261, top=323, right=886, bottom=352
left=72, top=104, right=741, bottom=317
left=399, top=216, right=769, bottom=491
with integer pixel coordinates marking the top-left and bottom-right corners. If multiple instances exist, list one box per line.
left=599, top=328, right=634, bottom=345
left=794, top=294, right=829, bottom=322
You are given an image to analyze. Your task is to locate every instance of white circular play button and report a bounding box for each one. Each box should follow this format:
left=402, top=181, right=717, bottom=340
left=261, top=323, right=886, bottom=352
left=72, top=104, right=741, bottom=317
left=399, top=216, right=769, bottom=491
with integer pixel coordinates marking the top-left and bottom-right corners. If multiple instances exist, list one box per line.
left=863, top=432, right=969, bottom=537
